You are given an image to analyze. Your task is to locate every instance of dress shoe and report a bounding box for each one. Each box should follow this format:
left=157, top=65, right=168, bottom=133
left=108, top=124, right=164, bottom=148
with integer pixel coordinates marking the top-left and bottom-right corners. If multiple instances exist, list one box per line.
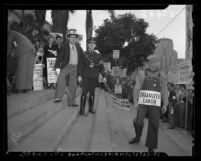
left=89, top=108, right=96, bottom=114
left=54, top=99, right=61, bottom=103
left=71, top=104, right=79, bottom=107
left=129, top=137, right=140, bottom=144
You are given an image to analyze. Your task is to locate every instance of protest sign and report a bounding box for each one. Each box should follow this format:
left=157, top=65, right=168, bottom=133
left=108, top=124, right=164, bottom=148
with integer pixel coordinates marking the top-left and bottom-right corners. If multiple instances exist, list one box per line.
left=168, top=72, right=178, bottom=84
left=170, top=64, right=178, bottom=74
left=112, top=95, right=130, bottom=110
left=103, top=62, right=111, bottom=72
left=112, top=66, right=121, bottom=76
left=33, top=64, right=43, bottom=90
left=115, top=84, right=122, bottom=94
left=177, top=59, right=193, bottom=84
left=113, top=50, right=120, bottom=59
left=138, top=90, right=161, bottom=107
left=47, top=58, right=58, bottom=83
left=120, top=68, right=127, bottom=77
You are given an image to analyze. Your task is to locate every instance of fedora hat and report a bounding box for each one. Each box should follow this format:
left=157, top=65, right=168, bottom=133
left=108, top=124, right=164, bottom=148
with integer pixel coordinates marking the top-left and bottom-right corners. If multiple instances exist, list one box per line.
left=66, top=29, right=78, bottom=37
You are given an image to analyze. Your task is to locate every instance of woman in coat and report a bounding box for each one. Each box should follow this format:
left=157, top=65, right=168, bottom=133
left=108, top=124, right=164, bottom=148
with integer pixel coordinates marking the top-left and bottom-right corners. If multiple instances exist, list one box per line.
left=7, top=30, right=36, bottom=93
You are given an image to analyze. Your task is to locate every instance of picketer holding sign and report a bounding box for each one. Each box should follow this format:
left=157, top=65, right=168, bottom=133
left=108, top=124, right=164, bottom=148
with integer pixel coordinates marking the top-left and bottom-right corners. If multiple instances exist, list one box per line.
left=129, top=54, right=168, bottom=153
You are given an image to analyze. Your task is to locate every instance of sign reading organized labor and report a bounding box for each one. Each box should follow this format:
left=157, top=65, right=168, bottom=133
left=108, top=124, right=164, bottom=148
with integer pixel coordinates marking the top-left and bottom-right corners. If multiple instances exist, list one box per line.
left=112, top=95, right=130, bottom=110
left=113, top=50, right=120, bottom=59
left=138, top=90, right=161, bottom=107
left=33, top=64, right=43, bottom=90
left=178, top=59, right=193, bottom=84
left=47, top=58, right=58, bottom=83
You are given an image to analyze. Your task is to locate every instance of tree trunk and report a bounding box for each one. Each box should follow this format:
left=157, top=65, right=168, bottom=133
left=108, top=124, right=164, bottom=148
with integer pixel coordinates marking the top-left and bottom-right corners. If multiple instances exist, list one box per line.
left=52, top=10, right=70, bottom=41
left=86, top=10, right=93, bottom=50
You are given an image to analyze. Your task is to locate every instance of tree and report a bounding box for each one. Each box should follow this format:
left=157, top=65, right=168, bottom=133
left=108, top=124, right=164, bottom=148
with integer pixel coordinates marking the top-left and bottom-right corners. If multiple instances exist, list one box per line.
left=51, top=10, right=75, bottom=41
left=85, top=10, right=115, bottom=51
left=95, top=13, right=157, bottom=74
left=86, top=10, right=93, bottom=50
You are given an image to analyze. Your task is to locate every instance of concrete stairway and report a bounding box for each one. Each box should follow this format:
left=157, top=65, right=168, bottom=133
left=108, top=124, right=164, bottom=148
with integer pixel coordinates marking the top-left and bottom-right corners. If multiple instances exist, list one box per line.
left=7, top=88, right=81, bottom=152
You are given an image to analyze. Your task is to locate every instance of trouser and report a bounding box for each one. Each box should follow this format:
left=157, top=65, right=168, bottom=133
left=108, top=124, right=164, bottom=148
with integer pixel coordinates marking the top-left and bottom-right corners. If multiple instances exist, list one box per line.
left=54, top=64, right=77, bottom=105
left=179, top=103, right=186, bottom=128
left=168, top=102, right=176, bottom=126
left=174, top=103, right=180, bottom=126
left=187, top=102, right=192, bottom=131
left=81, top=77, right=98, bottom=108
left=134, top=105, right=161, bottom=149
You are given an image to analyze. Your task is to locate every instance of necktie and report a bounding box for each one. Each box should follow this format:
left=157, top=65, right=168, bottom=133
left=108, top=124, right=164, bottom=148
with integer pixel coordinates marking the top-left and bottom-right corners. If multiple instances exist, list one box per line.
left=72, top=46, right=76, bottom=53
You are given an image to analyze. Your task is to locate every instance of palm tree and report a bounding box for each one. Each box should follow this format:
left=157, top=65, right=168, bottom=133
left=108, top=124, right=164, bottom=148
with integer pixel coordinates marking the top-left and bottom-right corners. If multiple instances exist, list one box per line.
left=51, top=10, right=75, bottom=41
left=108, top=10, right=116, bottom=20
left=85, top=10, right=93, bottom=50
left=85, top=10, right=115, bottom=51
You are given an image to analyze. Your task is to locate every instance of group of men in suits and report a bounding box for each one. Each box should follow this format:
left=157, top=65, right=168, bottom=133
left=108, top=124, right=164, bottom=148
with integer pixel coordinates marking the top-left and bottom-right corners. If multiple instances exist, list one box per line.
left=53, top=29, right=107, bottom=114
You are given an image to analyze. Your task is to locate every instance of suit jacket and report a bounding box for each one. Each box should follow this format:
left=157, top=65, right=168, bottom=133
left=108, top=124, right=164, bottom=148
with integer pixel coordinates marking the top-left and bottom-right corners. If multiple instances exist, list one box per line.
left=54, top=41, right=83, bottom=76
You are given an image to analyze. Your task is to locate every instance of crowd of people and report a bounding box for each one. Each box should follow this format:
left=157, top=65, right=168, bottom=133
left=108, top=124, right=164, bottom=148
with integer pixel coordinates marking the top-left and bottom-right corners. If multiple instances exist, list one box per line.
left=7, top=30, right=67, bottom=93
left=161, top=83, right=194, bottom=134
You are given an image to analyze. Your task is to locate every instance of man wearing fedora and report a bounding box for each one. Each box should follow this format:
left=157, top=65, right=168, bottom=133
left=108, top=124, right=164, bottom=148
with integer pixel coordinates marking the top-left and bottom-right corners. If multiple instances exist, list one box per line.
left=79, top=37, right=107, bottom=115
left=54, top=29, right=83, bottom=106
left=129, top=54, right=168, bottom=153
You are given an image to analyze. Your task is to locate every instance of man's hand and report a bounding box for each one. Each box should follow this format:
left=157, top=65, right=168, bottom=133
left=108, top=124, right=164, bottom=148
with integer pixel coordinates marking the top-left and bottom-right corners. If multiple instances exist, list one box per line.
left=162, top=105, right=167, bottom=114
left=134, top=103, right=138, bottom=110
left=56, top=68, right=60, bottom=75
left=78, top=76, right=82, bottom=83
left=103, top=77, right=107, bottom=83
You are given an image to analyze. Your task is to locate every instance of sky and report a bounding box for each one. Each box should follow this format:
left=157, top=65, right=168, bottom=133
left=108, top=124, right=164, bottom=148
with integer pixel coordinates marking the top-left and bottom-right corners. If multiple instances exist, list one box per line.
left=46, top=5, right=186, bottom=58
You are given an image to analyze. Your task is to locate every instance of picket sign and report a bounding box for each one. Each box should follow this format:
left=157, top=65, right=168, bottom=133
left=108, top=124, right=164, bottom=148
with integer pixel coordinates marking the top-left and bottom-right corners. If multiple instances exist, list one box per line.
left=113, top=50, right=120, bottom=59
left=103, top=62, right=111, bottom=72
left=138, top=90, right=161, bottom=107
left=115, top=84, right=122, bottom=94
left=177, top=59, right=193, bottom=84
left=112, top=95, right=130, bottom=110
left=46, top=58, right=58, bottom=83
left=33, top=64, right=43, bottom=90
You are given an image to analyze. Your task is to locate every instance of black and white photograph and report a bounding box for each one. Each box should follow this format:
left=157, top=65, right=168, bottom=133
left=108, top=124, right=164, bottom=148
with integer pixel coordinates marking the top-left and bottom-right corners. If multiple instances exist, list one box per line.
left=6, top=5, right=195, bottom=156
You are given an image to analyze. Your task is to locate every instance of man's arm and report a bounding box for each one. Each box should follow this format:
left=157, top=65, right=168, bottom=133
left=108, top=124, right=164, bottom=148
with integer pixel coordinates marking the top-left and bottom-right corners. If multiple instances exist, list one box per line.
left=77, top=46, right=84, bottom=77
left=133, top=71, right=144, bottom=108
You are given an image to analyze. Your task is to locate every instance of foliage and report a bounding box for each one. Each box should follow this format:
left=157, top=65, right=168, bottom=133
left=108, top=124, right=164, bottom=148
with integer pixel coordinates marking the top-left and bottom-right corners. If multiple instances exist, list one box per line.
left=95, top=13, right=157, bottom=73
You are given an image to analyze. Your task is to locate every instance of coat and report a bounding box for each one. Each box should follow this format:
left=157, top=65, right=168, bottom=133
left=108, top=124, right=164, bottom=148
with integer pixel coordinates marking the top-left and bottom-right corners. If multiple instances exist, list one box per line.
left=81, top=50, right=106, bottom=78
left=54, top=41, right=83, bottom=77
left=7, top=30, right=36, bottom=90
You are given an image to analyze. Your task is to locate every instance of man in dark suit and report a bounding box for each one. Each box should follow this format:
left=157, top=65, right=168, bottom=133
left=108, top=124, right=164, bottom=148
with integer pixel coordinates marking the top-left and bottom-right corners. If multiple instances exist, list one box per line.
left=79, top=37, right=107, bottom=115
left=54, top=29, right=83, bottom=106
